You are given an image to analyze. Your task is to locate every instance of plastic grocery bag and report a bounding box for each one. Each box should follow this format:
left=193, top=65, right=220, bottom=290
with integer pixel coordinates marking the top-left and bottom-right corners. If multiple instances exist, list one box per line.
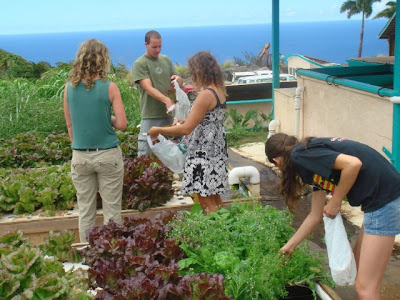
left=323, top=212, right=357, bottom=286
left=147, top=134, right=186, bottom=174
left=173, top=80, right=190, bottom=121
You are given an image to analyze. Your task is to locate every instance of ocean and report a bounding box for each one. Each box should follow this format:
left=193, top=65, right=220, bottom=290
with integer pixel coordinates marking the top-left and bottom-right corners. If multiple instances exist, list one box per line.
left=0, top=20, right=389, bottom=68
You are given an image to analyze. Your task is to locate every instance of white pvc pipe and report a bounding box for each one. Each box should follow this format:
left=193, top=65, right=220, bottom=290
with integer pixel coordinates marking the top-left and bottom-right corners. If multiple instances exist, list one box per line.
left=315, top=282, right=333, bottom=300
left=294, top=87, right=304, bottom=137
left=389, top=96, right=400, bottom=103
left=228, top=166, right=260, bottom=185
left=267, top=119, right=280, bottom=139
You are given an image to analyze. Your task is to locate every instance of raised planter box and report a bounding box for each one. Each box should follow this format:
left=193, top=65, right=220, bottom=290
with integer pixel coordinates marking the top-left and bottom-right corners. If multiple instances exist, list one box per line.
left=0, top=193, right=261, bottom=245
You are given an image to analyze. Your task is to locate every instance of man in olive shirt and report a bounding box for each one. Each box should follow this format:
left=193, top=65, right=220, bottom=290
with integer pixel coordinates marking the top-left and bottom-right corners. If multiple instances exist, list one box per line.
left=133, top=30, right=183, bottom=156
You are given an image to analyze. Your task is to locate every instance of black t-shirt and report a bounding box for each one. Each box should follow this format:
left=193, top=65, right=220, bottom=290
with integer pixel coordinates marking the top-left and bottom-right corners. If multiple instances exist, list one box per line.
left=291, top=137, right=400, bottom=212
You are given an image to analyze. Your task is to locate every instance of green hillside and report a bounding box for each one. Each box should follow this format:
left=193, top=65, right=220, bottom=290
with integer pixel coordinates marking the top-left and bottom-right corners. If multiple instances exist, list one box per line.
left=0, top=49, right=51, bottom=79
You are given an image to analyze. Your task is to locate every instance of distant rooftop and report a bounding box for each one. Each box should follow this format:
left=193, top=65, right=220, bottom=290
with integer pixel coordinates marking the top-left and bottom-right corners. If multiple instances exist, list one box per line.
left=283, top=54, right=340, bottom=67
left=379, top=12, right=396, bottom=39
left=302, top=55, right=333, bottom=65
left=349, top=56, right=395, bottom=65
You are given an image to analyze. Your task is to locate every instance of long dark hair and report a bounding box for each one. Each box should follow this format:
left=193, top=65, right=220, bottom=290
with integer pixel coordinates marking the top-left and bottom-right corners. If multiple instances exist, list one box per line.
left=187, top=51, right=226, bottom=95
left=265, top=133, right=304, bottom=212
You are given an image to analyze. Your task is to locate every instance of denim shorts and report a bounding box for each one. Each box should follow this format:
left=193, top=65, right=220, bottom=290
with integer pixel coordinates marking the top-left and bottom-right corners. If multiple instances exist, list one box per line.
left=363, top=196, right=400, bottom=235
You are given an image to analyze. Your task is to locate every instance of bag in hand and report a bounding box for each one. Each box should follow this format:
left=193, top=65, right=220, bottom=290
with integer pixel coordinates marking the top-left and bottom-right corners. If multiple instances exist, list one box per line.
left=173, top=80, right=190, bottom=121
left=323, top=212, right=357, bottom=286
left=147, top=134, right=186, bottom=174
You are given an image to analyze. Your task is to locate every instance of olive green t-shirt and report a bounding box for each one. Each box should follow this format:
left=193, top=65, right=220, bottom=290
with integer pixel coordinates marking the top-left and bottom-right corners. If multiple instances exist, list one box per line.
left=132, top=54, right=177, bottom=118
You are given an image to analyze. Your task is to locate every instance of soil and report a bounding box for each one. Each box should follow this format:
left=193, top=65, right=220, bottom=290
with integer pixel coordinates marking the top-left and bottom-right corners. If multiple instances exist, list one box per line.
left=227, top=148, right=400, bottom=300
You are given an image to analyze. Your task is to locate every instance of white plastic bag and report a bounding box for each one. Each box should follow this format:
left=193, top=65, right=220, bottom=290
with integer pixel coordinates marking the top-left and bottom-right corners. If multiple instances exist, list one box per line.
left=147, top=134, right=186, bottom=174
left=173, top=80, right=190, bottom=121
left=323, top=212, right=357, bottom=286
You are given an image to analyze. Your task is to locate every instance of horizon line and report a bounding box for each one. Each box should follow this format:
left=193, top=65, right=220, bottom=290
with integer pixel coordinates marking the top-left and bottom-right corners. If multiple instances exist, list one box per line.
left=0, top=19, right=386, bottom=36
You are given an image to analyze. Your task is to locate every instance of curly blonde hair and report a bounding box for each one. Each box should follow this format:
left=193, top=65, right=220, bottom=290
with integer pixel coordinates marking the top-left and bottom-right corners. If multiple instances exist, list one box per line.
left=69, top=39, right=111, bottom=89
left=187, top=51, right=226, bottom=95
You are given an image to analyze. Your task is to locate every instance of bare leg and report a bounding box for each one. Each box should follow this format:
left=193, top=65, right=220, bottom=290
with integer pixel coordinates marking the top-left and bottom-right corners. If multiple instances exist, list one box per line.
left=354, top=233, right=394, bottom=300
left=353, top=226, right=364, bottom=270
left=198, top=195, right=220, bottom=213
left=213, top=194, right=224, bottom=207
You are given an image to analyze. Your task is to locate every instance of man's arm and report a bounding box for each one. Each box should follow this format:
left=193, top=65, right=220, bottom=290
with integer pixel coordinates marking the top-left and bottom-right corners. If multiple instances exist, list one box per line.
left=138, top=78, right=175, bottom=110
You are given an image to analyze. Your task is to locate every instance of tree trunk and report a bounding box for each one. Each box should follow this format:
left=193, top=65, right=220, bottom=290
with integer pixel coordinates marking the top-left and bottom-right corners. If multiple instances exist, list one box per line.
left=358, top=12, right=365, bottom=57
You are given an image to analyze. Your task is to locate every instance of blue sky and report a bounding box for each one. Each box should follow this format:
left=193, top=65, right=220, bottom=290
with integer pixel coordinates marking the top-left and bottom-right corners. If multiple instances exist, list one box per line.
left=1, top=0, right=388, bottom=35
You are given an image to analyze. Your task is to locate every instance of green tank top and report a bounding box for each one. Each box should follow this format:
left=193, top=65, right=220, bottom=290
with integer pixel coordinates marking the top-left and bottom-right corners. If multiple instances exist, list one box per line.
left=67, top=80, right=119, bottom=149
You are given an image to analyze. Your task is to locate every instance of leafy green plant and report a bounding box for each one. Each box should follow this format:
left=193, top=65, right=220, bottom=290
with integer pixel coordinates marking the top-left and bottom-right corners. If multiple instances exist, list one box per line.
left=224, top=108, right=270, bottom=147
left=40, top=230, right=82, bottom=263
left=116, top=126, right=139, bottom=158
left=123, top=156, right=174, bottom=211
left=0, top=231, right=92, bottom=299
left=168, top=202, right=332, bottom=299
left=0, top=164, right=76, bottom=214
left=83, top=212, right=230, bottom=299
left=0, top=129, right=138, bottom=169
left=226, top=108, right=270, bottom=130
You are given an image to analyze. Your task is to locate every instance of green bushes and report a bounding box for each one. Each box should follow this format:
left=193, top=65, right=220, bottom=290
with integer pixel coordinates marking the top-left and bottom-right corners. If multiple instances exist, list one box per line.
left=0, top=65, right=141, bottom=139
left=225, top=108, right=271, bottom=147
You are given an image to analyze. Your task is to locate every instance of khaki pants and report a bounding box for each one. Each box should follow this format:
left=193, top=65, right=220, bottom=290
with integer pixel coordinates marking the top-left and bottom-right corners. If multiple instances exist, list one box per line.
left=71, top=146, right=124, bottom=242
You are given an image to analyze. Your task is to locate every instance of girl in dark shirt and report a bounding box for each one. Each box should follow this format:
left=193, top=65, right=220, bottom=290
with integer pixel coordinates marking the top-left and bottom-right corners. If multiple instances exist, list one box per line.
left=265, top=133, right=400, bottom=300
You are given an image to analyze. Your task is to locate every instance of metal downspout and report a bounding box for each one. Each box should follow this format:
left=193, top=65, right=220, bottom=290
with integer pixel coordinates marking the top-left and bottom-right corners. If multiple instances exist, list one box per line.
left=271, top=0, right=280, bottom=120
left=389, top=4, right=400, bottom=170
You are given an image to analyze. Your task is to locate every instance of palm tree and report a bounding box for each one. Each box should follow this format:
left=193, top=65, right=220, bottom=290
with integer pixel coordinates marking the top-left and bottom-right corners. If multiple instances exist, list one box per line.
left=373, top=1, right=396, bottom=19
left=340, top=0, right=381, bottom=57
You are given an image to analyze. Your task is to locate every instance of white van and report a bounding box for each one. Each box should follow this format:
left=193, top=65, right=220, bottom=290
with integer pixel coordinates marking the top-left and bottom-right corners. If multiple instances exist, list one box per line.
left=237, top=73, right=296, bottom=84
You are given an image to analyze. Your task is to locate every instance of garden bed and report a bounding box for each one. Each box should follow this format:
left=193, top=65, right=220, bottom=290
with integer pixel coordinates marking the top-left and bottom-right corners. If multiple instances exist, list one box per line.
left=0, top=179, right=261, bottom=245
left=0, top=194, right=193, bottom=245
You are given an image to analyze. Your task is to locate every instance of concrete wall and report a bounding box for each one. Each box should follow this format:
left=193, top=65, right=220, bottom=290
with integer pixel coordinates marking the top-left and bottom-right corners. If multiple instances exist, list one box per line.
left=274, top=76, right=393, bottom=156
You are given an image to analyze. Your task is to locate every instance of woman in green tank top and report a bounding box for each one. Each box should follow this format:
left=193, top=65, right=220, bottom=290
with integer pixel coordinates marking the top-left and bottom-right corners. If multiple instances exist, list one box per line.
left=63, top=39, right=127, bottom=243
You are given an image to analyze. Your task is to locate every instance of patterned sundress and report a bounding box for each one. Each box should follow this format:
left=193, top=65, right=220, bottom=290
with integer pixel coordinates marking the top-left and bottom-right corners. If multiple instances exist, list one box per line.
left=181, top=88, right=229, bottom=196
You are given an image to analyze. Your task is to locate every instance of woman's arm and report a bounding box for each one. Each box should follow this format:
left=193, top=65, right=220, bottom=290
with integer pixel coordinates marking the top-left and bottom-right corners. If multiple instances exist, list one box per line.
left=63, top=85, right=73, bottom=142
left=323, top=153, right=362, bottom=217
left=147, top=89, right=215, bottom=137
left=280, top=190, right=326, bottom=255
left=109, top=82, right=127, bottom=130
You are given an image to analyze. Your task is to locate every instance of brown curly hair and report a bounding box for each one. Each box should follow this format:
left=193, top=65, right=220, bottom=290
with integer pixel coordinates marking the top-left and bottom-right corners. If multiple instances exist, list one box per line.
left=187, top=51, right=226, bottom=95
left=265, top=133, right=305, bottom=212
left=69, top=39, right=111, bottom=89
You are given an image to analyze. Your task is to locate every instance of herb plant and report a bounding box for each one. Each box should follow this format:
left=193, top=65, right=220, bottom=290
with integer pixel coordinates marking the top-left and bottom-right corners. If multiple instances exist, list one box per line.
left=168, top=202, right=331, bottom=299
